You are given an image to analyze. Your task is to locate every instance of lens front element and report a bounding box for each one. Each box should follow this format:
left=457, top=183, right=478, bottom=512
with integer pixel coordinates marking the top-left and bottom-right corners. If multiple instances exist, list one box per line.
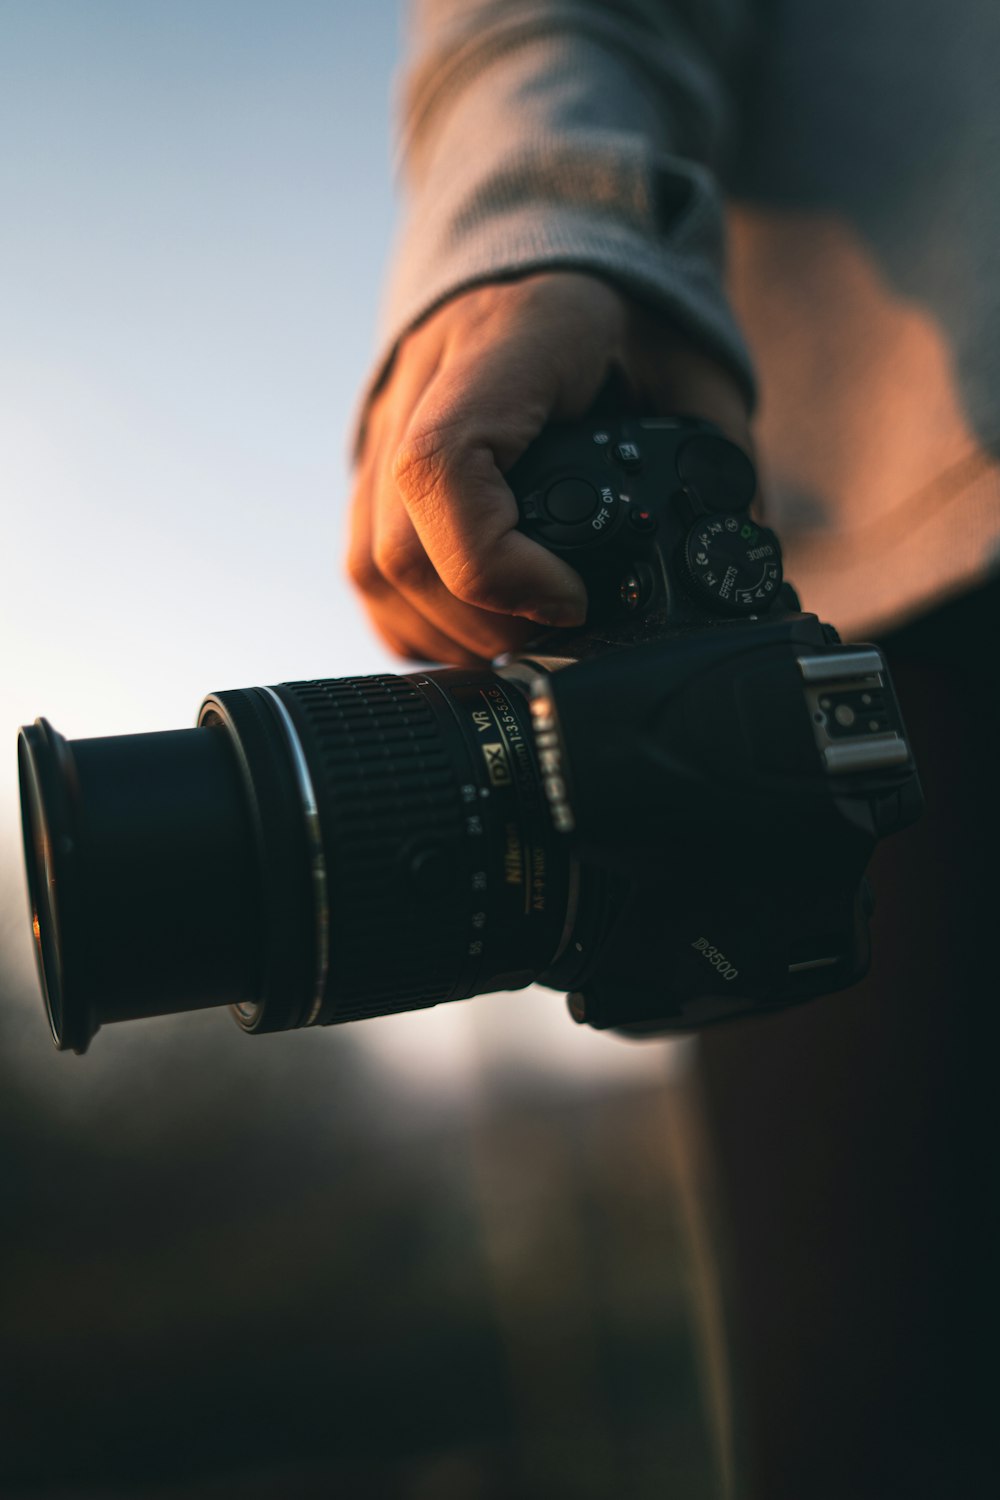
left=18, top=722, right=69, bottom=1046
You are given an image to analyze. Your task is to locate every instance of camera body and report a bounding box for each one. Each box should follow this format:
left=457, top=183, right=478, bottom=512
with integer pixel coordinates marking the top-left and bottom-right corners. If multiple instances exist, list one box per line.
left=18, top=414, right=923, bottom=1052
left=490, top=414, right=923, bottom=1030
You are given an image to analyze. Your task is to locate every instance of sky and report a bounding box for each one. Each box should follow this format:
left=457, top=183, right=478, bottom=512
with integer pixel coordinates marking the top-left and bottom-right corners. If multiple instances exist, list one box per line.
left=0, top=0, right=673, bottom=1090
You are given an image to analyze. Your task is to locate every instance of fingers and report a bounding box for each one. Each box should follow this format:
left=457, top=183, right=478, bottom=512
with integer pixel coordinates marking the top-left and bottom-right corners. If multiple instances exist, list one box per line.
left=390, top=416, right=588, bottom=626
left=346, top=273, right=759, bottom=667
left=387, top=282, right=629, bottom=626
left=348, top=354, right=530, bottom=663
left=348, top=437, right=485, bottom=665
left=349, top=275, right=630, bottom=661
left=370, top=499, right=541, bottom=657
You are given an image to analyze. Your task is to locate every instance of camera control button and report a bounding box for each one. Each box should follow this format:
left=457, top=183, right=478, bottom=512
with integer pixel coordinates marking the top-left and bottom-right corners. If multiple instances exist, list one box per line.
left=613, top=441, right=642, bottom=471
left=676, top=435, right=756, bottom=510
left=544, top=478, right=599, bottom=524
left=628, top=506, right=657, bottom=534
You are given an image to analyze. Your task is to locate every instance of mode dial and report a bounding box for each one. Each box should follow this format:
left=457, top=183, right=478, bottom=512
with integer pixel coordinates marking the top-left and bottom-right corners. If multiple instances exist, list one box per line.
left=682, top=515, right=783, bottom=614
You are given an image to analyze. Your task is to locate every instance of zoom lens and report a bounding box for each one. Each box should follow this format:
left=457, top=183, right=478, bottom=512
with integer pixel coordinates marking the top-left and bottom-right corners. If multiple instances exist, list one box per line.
left=17, top=670, right=572, bottom=1052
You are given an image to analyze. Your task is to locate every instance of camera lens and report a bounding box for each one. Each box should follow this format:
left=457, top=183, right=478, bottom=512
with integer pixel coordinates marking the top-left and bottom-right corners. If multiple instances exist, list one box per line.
left=19, top=728, right=67, bottom=1046
left=18, top=670, right=572, bottom=1051
left=18, top=717, right=267, bottom=1052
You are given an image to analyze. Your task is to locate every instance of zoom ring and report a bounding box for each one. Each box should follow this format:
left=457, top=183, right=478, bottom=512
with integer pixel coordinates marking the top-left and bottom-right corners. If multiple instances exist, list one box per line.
left=278, top=676, right=475, bottom=1023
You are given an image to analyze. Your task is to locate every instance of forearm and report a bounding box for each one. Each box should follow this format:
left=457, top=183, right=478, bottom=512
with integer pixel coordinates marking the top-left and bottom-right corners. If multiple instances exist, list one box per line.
left=348, top=2, right=758, bottom=665
left=376, top=0, right=756, bottom=405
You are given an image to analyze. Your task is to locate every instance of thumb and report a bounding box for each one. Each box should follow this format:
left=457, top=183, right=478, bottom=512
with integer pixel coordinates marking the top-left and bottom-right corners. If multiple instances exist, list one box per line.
left=392, top=344, right=614, bottom=626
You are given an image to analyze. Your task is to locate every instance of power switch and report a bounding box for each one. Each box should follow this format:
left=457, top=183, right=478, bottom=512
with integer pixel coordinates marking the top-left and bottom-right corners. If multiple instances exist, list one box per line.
left=544, top=478, right=599, bottom=525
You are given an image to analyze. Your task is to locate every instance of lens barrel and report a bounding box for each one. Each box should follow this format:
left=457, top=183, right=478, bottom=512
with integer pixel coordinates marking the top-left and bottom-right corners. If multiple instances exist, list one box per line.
left=266, top=674, right=569, bottom=1025
left=18, top=670, right=570, bottom=1051
left=18, top=718, right=265, bottom=1052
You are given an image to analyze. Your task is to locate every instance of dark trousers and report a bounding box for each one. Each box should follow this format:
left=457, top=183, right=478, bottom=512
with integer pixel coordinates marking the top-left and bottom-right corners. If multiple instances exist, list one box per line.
left=696, top=581, right=999, bottom=1498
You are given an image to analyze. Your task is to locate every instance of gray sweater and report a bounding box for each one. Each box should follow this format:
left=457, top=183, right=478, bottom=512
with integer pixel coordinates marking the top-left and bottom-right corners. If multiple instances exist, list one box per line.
left=373, top=0, right=1000, bottom=634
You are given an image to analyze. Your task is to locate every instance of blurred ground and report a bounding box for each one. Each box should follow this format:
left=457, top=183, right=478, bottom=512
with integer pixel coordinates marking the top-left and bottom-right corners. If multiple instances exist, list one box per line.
left=0, top=956, right=715, bottom=1500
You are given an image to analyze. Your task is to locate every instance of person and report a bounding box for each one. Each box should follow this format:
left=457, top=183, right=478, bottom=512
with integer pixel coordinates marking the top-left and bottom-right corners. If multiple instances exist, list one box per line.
left=348, top=3, right=1000, bottom=1493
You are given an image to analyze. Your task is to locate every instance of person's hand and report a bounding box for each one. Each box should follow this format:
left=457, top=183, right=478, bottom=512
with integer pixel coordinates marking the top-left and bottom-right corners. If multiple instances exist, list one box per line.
left=348, top=271, right=753, bottom=664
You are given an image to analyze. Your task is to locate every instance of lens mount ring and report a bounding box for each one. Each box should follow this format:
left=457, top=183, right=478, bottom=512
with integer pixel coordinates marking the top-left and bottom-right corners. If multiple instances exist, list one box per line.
left=258, top=687, right=330, bottom=1024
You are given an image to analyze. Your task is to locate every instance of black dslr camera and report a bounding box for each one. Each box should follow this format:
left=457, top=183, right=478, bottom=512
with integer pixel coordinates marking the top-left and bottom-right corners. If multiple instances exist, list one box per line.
left=18, top=415, right=922, bottom=1053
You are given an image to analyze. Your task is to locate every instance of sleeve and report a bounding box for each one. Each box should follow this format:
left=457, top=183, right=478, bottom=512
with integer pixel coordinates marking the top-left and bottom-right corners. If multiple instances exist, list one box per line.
left=365, top=0, right=756, bottom=418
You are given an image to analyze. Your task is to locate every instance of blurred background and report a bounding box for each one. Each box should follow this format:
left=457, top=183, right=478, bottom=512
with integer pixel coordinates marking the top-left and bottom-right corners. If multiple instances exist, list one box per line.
left=0, top=4, right=715, bottom=1495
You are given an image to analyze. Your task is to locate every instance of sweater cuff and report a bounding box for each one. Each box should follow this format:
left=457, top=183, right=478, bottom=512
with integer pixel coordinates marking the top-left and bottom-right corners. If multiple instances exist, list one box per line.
left=355, top=220, right=755, bottom=458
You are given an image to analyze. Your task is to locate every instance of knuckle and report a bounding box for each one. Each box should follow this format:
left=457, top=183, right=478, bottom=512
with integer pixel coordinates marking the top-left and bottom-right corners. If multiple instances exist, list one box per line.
left=345, top=546, right=379, bottom=594
left=392, top=422, right=462, bottom=513
left=444, top=549, right=504, bottom=612
left=372, top=532, right=430, bottom=593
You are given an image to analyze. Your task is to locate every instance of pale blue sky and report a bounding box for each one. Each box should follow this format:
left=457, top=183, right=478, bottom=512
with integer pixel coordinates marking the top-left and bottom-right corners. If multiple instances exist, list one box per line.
left=1, top=0, right=404, bottom=740
left=0, top=0, right=668, bottom=1088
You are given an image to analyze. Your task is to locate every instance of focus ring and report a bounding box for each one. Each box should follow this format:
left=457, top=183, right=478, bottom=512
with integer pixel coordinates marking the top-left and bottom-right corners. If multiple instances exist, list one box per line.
left=277, top=676, right=473, bottom=1023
